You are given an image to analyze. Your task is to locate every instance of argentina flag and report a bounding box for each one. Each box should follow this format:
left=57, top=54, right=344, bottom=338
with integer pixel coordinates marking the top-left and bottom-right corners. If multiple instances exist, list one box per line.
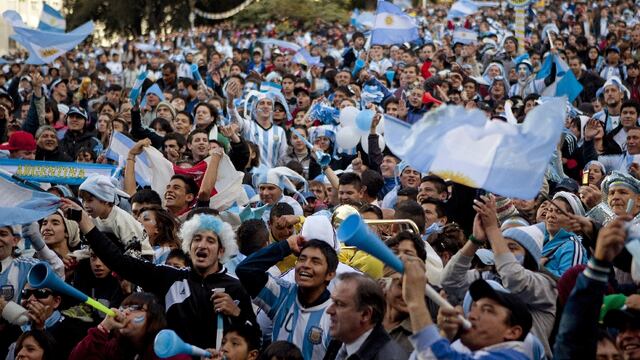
left=38, top=4, right=66, bottom=33
left=384, top=98, right=566, bottom=199
left=0, top=170, right=60, bottom=226
left=370, top=1, right=419, bottom=46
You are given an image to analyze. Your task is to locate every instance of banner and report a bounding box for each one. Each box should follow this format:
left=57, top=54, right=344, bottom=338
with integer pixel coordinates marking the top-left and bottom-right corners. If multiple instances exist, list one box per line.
left=0, top=159, right=117, bottom=185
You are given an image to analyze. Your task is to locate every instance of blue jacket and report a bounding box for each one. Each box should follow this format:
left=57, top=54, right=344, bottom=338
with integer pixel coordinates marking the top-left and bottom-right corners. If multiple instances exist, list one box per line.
left=541, top=227, right=587, bottom=278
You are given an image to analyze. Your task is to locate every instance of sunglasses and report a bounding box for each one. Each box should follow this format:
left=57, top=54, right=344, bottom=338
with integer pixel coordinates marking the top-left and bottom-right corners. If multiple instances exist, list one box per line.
left=119, top=304, right=145, bottom=312
left=22, top=289, right=54, bottom=299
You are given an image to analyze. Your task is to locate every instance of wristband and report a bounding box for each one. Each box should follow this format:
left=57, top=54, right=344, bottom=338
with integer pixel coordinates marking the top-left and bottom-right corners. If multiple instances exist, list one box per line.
left=468, top=235, right=484, bottom=246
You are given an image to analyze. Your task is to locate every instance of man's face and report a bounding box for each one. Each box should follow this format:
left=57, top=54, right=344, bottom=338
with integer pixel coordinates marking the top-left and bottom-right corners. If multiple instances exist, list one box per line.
left=629, top=129, right=640, bottom=154
left=408, top=88, right=424, bottom=108
left=607, top=51, right=620, bottom=64
left=400, top=168, right=420, bottom=188
left=385, top=273, right=408, bottom=314
left=335, top=72, right=351, bottom=87
left=189, top=133, right=209, bottom=159
left=12, top=149, right=35, bottom=160
left=380, top=156, right=398, bottom=178
left=421, top=203, right=441, bottom=228
left=106, top=90, right=120, bottom=104
left=221, top=331, right=255, bottom=360
left=569, top=59, right=582, bottom=77
left=270, top=215, right=294, bottom=241
left=418, top=181, right=444, bottom=202
left=190, top=230, right=223, bottom=272
left=621, top=108, right=638, bottom=130
left=256, top=99, right=273, bottom=118
left=0, top=226, right=18, bottom=260
left=294, top=246, right=334, bottom=289
left=274, top=56, right=286, bottom=69
left=157, top=106, right=173, bottom=121
left=402, top=67, right=417, bottom=85
left=55, top=83, right=67, bottom=98
left=461, top=298, right=522, bottom=351
left=338, top=184, right=362, bottom=204
left=282, top=78, right=294, bottom=93
left=165, top=178, right=194, bottom=211
left=21, top=286, right=60, bottom=319
left=354, top=36, right=365, bottom=49
left=327, top=279, right=366, bottom=343
left=616, top=325, right=640, bottom=360
left=259, top=184, right=282, bottom=205
left=296, top=92, right=311, bottom=109
left=420, top=46, right=434, bottom=61
left=604, top=85, right=623, bottom=107
left=608, top=186, right=640, bottom=216
left=67, top=114, right=85, bottom=131
left=173, top=114, right=191, bottom=136
left=385, top=103, right=399, bottom=118
left=147, top=93, right=160, bottom=108
left=310, top=184, right=326, bottom=201
left=40, top=214, right=66, bottom=248
left=90, top=252, right=110, bottom=278
left=597, top=338, right=623, bottom=360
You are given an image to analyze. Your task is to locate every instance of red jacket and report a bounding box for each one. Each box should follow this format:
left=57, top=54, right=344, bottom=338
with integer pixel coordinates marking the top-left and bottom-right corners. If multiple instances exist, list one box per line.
left=69, top=327, right=192, bottom=360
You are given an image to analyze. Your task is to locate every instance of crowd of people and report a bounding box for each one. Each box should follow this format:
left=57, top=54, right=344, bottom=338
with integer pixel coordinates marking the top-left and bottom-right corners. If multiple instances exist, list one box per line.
left=1, top=0, right=640, bottom=359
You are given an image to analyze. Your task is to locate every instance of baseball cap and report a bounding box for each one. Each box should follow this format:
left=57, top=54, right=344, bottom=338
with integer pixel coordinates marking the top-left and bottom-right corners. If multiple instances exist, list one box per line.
left=50, top=78, right=68, bottom=89
left=67, top=106, right=88, bottom=120
left=606, top=46, right=621, bottom=54
left=604, top=308, right=640, bottom=330
left=469, top=279, right=533, bottom=337
left=0, top=131, right=36, bottom=152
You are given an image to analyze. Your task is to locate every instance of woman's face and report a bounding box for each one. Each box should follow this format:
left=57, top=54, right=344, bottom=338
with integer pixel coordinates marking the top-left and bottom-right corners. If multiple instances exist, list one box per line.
left=76, top=151, right=94, bottom=163
left=97, top=115, right=110, bottom=133
left=588, top=164, right=605, bottom=186
left=544, top=199, right=572, bottom=235
left=536, top=200, right=550, bottom=223
left=118, top=303, right=148, bottom=339
left=313, top=136, right=331, bottom=152
left=293, top=111, right=306, bottom=126
left=138, top=210, right=158, bottom=242
left=589, top=48, right=599, bottom=60
left=100, top=105, right=115, bottom=118
left=15, top=336, right=44, bottom=360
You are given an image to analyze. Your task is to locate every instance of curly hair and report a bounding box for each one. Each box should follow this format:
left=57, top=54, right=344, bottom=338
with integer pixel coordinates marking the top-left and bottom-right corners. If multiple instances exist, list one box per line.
left=179, top=214, right=238, bottom=264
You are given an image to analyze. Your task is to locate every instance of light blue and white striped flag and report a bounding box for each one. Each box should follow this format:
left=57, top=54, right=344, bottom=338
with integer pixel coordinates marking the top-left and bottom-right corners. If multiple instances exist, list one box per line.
left=540, top=54, right=583, bottom=103
left=106, top=131, right=152, bottom=187
left=0, top=170, right=60, bottom=226
left=384, top=98, right=566, bottom=199
left=38, top=4, right=65, bottom=33
left=370, top=1, right=419, bottom=46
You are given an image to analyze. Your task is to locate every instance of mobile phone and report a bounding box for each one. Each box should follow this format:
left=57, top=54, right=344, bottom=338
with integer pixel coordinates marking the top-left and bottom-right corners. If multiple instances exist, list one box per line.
left=582, top=170, right=589, bottom=186
left=66, top=208, right=83, bottom=222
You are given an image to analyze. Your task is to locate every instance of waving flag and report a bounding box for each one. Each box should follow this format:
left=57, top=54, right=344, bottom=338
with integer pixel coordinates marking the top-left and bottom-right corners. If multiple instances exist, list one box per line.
left=351, top=9, right=376, bottom=31
left=120, top=143, right=248, bottom=210
left=38, top=4, right=66, bottom=32
left=3, top=10, right=93, bottom=65
left=536, top=53, right=583, bottom=103
left=0, top=170, right=60, bottom=226
left=384, top=98, right=566, bottom=199
left=258, top=38, right=301, bottom=52
left=292, top=49, right=321, bottom=67
left=370, top=0, right=419, bottom=45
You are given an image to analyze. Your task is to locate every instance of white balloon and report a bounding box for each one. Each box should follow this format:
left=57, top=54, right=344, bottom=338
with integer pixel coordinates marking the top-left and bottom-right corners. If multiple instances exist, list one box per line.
left=336, top=126, right=361, bottom=149
left=339, top=106, right=359, bottom=128
left=360, top=133, right=386, bottom=154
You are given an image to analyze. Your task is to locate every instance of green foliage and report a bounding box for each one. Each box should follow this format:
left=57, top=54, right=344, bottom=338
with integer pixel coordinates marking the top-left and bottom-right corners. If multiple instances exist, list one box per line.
left=233, top=0, right=351, bottom=26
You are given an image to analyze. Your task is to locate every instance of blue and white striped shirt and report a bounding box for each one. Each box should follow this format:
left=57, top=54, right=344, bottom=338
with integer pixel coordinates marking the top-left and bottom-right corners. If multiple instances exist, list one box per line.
left=254, top=274, right=332, bottom=360
left=230, top=107, right=288, bottom=168
left=0, top=256, right=41, bottom=302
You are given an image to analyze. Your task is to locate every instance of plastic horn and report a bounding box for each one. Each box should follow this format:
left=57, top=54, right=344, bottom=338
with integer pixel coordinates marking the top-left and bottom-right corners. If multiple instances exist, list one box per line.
left=352, top=59, right=366, bottom=77
left=337, top=214, right=472, bottom=329
left=27, top=263, right=115, bottom=317
left=154, top=329, right=212, bottom=358
left=290, top=128, right=331, bottom=167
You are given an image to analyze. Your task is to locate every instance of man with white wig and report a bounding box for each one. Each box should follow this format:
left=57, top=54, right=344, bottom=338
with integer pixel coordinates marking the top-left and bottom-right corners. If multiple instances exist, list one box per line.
left=60, top=198, right=257, bottom=350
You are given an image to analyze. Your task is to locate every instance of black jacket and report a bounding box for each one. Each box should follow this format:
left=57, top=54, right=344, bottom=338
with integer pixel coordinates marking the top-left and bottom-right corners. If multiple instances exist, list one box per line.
left=36, top=146, right=73, bottom=162
left=322, top=323, right=408, bottom=360
left=59, top=129, right=102, bottom=160
left=85, top=227, right=257, bottom=349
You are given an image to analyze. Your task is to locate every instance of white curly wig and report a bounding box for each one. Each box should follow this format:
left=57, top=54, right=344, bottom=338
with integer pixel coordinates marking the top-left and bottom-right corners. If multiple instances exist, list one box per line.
left=179, top=214, right=238, bottom=264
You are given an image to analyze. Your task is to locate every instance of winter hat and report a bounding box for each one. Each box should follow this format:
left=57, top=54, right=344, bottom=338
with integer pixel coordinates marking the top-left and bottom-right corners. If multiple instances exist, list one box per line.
left=155, top=101, right=177, bottom=120
left=502, top=225, right=544, bottom=267
left=79, top=174, right=130, bottom=204
left=252, top=165, right=307, bottom=194
left=300, top=215, right=340, bottom=253
left=552, top=191, right=586, bottom=216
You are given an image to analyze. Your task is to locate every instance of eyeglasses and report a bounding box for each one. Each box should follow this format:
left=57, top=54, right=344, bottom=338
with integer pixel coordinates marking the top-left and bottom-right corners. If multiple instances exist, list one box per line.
left=119, top=304, right=145, bottom=312
left=21, top=289, right=54, bottom=299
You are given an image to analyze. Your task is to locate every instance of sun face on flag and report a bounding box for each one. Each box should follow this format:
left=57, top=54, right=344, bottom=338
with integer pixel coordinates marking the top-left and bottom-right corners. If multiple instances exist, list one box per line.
left=385, top=15, right=394, bottom=25
left=432, top=170, right=478, bottom=188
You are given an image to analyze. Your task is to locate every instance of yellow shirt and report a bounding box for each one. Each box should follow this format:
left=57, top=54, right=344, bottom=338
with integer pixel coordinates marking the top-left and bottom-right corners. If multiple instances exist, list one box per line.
left=338, top=245, right=384, bottom=279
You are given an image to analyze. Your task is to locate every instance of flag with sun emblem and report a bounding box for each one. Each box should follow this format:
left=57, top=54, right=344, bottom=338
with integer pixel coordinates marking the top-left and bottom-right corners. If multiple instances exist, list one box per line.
left=370, top=0, right=419, bottom=45
left=383, top=98, right=566, bottom=200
